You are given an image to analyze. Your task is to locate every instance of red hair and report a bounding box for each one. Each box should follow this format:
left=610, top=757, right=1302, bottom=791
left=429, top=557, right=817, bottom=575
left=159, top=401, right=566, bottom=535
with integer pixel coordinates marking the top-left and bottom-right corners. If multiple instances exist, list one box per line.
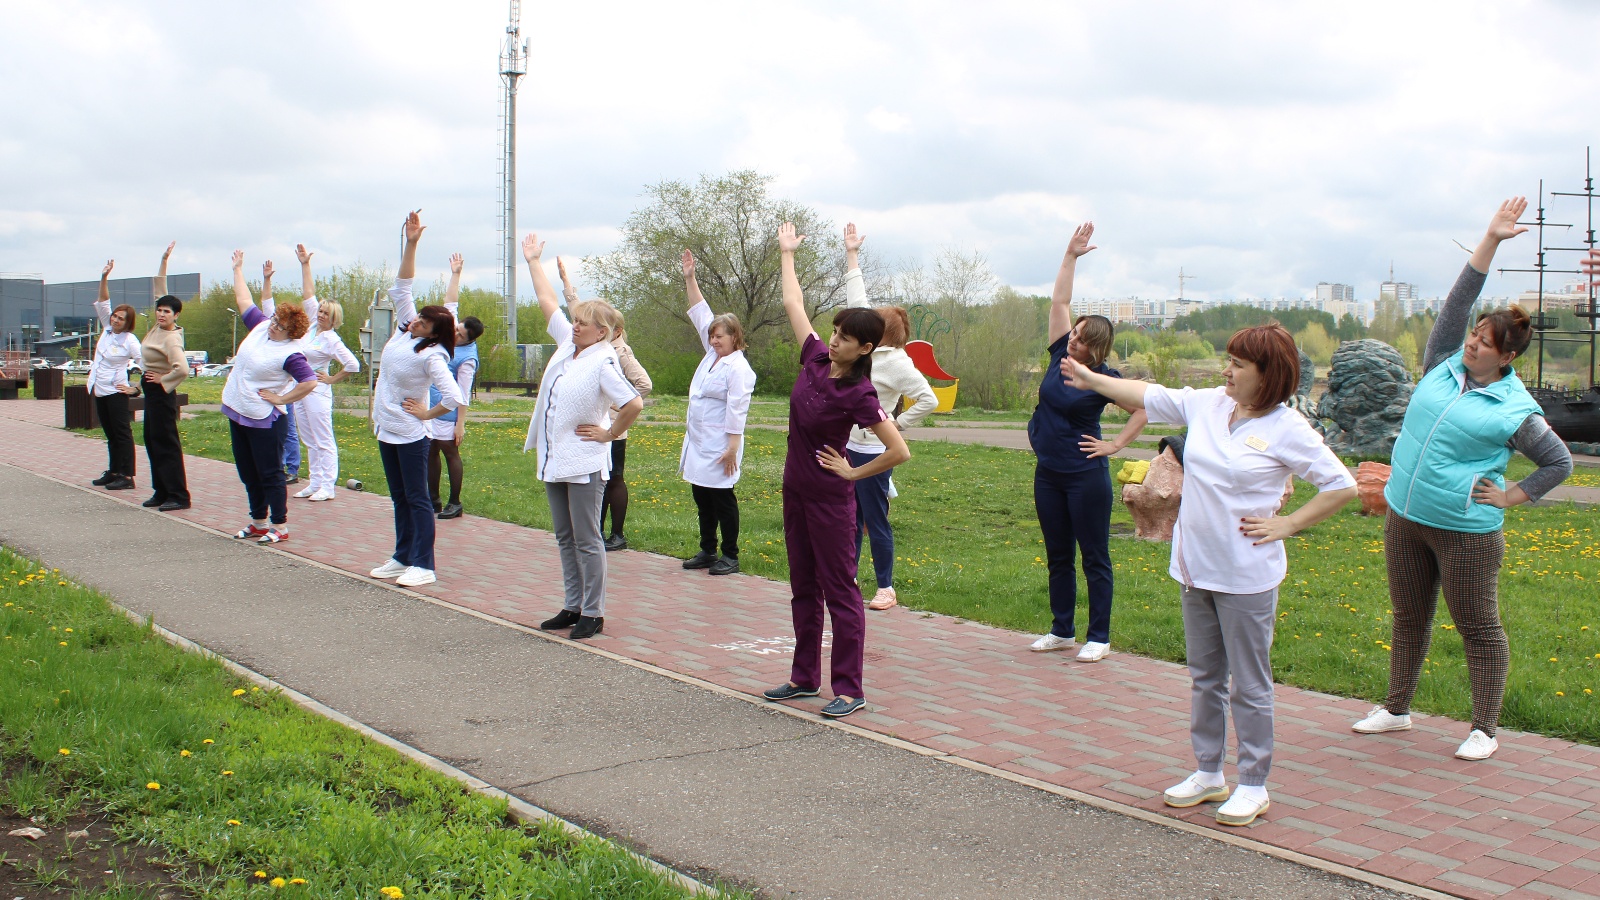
left=110, top=303, right=138, bottom=333
left=1225, top=323, right=1300, bottom=410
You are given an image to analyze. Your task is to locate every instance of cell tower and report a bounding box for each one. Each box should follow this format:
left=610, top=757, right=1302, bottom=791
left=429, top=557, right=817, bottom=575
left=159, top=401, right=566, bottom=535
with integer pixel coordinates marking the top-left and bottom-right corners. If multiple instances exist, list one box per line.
left=498, top=1, right=529, bottom=337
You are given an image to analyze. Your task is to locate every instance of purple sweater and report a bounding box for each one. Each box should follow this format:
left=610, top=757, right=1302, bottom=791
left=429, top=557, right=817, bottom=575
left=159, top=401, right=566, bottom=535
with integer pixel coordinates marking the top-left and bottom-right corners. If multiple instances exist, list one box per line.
left=222, top=306, right=318, bottom=428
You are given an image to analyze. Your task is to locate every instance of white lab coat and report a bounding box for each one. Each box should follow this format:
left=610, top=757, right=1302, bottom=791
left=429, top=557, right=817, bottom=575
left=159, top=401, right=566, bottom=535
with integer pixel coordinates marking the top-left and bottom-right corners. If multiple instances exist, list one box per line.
left=679, top=300, right=757, bottom=489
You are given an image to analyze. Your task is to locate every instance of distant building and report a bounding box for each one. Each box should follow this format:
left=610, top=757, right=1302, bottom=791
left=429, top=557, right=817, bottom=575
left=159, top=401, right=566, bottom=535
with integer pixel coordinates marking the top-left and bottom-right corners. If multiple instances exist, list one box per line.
left=0, top=272, right=202, bottom=358
left=1315, top=282, right=1355, bottom=303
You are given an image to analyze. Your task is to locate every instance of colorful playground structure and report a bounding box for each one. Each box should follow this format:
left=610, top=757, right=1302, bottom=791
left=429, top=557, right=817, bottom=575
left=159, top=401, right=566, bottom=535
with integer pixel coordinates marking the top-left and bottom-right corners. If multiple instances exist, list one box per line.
left=904, top=340, right=958, bottom=413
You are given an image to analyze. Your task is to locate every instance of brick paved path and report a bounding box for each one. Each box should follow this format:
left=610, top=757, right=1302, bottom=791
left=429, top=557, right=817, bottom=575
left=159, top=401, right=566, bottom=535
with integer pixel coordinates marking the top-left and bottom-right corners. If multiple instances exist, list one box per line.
left=5, top=397, right=1600, bottom=900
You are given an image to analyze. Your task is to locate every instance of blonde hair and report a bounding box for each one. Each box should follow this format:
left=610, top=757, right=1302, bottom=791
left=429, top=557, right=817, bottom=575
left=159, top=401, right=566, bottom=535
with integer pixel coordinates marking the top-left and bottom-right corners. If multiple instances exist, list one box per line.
left=709, top=313, right=747, bottom=350
left=570, top=299, right=621, bottom=342
left=319, top=299, right=344, bottom=331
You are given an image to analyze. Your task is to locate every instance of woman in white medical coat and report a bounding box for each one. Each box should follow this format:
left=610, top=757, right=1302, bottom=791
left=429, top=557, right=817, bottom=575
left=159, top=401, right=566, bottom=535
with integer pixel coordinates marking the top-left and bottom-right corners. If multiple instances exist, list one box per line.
left=679, top=249, right=758, bottom=576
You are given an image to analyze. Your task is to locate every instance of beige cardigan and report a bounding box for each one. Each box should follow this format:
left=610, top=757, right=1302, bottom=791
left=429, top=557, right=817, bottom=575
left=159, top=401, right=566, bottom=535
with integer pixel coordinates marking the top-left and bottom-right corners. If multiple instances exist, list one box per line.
left=609, top=336, right=653, bottom=439
left=141, top=325, right=188, bottom=392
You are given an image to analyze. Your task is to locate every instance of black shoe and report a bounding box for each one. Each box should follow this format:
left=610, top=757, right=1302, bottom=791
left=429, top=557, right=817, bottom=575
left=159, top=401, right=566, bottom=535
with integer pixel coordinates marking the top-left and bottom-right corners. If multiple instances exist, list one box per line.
left=284, top=472, right=299, bottom=485
left=437, top=502, right=463, bottom=520
left=682, top=551, right=717, bottom=570
left=540, top=609, right=581, bottom=630
left=92, top=470, right=116, bottom=486
left=569, top=616, right=604, bottom=640
left=142, top=495, right=166, bottom=508
left=604, top=534, right=628, bottom=552
left=432, top=500, right=443, bottom=514
left=709, top=556, right=740, bottom=576
left=762, top=682, right=820, bottom=701
left=105, top=477, right=134, bottom=491
left=158, top=501, right=190, bottom=512
left=820, top=696, right=866, bottom=718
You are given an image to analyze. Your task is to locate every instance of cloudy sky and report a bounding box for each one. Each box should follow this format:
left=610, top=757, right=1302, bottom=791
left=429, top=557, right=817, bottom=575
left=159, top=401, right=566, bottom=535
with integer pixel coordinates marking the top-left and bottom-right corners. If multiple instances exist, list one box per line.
left=3, top=0, right=1596, bottom=303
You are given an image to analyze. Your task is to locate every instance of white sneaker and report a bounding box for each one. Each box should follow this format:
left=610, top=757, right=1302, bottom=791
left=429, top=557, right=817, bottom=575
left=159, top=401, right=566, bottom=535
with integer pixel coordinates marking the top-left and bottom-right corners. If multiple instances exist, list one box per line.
left=1162, top=775, right=1229, bottom=808
left=1455, top=729, right=1499, bottom=760
left=397, top=566, right=436, bottom=587
left=293, top=486, right=316, bottom=499
left=369, top=559, right=407, bottom=579
left=1029, top=633, right=1076, bottom=652
left=1076, top=641, right=1110, bottom=662
left=308, top=489, right=334, bottom=501
left=1352, top=705, right=1412, bottom=734
left=1216, top=791, right=1270, bottom=826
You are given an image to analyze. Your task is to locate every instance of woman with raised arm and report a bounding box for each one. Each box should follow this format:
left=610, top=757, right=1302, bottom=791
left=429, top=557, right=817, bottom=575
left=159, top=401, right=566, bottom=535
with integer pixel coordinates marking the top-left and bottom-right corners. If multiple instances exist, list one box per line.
left=258, top=261, right=304, bottom=486
left=1026, top=223, right=1149, bottom=662
left=87, top=259, right=144, bottom=491
left=1064, top=324, right=1356, bottom=827
left=761, top=222, right=911, bottom=720
left=220, top=252, right=319, bottom=544
left=678, top=249, right=756, bottom=573
left=840, top=223, right=936, bottom=610
left=1352, top=198, right=1573, bottom=761
left=286, top=244, right=360, bottom=502
left=364, top=213, right=464, bottom=588
left=521, top=235, right=643, bottom=640
left=429, top=252, right=484, bottom=520
left=140, top=241, right=191, bottom=510
left=559, top=258, right=653, bottom=549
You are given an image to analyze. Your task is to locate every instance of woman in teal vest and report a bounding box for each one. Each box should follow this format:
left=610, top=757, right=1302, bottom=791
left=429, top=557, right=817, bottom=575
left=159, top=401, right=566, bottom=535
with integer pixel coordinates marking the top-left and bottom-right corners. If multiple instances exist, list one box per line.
left=430, top=253, right=484, bottom=520
left=1353, top=197, right=1573, bottom=761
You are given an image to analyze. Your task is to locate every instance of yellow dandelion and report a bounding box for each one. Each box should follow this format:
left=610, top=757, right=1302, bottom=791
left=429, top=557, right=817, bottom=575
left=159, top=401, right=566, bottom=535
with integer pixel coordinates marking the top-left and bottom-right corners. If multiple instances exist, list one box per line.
left=58, top=641, right=67, bottom=646
left=1551, top=657, right=1559, bottom=663
left=203, top=739, right=214, bottom=745
left=227, top=819, right=241, bottom=826
left=290, top=879, right=306, bottom=886
left=146, top=782, right=161, bottom=790
left=255, top=871, right=268, bottom=879
left=180, top=749, right=192, bottom=758
left=1557, top=691, right=1566, bottom=697
left=271, top=877, right=286, bottom=889
left=380, top=888, right=405, bottom=899
left=63, top=627, right=72, bottom=633
left=232, top=689, right=247, bottom=697
left=58, top=748, right=70, bottom=756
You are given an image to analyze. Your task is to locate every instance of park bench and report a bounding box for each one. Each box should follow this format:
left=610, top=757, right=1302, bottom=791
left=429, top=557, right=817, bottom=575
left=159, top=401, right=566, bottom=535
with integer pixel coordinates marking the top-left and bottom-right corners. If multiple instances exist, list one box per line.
left=0, top=378, right=25, bottom=401
left=63, top=384, right=189, bottom=430
left=478, top=380, right=539, bottom=397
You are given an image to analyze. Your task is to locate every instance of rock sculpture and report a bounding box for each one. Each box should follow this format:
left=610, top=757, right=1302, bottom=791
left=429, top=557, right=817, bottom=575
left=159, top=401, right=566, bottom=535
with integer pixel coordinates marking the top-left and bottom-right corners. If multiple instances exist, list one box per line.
left=1318, top=339, right=1413, bottom=456
left=1123, top=447, right=1183, bottom=541
left=1286, top=349, right=1321, bottom=426
left=1355, top=461, right=1392, bottom=516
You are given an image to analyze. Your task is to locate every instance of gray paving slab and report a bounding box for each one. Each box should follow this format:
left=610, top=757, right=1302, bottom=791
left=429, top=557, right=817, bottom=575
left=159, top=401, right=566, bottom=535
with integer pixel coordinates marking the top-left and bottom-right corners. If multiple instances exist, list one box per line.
left=0, top=462, right=1411, bottom=900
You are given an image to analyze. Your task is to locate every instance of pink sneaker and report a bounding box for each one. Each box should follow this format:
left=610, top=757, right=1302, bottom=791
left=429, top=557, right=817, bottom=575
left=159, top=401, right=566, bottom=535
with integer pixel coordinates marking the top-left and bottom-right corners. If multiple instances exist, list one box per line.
left=868, top=587, right=898, bottom=610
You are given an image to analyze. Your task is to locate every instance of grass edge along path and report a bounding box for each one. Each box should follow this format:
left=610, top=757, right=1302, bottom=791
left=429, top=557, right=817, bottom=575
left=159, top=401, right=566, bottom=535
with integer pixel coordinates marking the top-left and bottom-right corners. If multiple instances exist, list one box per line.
left=0, top=545, right=734, bottom=900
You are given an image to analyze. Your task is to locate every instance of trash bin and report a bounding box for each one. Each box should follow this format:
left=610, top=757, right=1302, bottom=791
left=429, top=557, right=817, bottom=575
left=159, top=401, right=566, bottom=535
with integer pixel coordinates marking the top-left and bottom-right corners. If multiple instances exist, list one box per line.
left=64, top=384, right=98, bottom=430
left=33, top=366, right=64, bottom=400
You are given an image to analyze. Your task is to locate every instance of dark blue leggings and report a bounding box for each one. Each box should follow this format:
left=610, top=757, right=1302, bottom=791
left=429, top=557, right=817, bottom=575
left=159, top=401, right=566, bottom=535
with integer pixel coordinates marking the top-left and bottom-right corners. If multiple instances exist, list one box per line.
left=1033, top=462, right=1114, bottom=643
left=848, top=449, right=895, bottom=590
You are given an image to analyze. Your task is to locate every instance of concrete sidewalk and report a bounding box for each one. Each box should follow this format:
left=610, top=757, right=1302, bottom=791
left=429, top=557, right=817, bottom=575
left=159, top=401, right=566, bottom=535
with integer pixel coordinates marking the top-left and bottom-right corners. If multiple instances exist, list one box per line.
left=0, top=419, right=1404, bottom=899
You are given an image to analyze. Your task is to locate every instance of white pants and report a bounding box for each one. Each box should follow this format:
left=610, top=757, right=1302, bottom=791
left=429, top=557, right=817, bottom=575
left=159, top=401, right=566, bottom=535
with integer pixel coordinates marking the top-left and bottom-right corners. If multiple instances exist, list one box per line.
left=293, top=389, right=339, bottom=493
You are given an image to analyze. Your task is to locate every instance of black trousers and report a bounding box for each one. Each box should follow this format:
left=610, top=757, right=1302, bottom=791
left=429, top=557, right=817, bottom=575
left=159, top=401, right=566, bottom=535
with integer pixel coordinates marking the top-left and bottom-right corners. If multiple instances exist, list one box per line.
left=94, top=392, right=135, bottom=477
left=229, top=417, right=288, bottom=525
left=142, top=381, right=189, bottom=504
left=691, top=484, right=740, bottom=558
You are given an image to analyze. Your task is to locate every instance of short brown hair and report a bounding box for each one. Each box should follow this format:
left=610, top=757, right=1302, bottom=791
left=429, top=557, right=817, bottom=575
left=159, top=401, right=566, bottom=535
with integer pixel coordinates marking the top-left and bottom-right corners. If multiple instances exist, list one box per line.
left=877, top=306, right=910, bottom=348
left=709, top=313, right=747, bottom=350
left=273, top=304, right=311, bottom=341
left=110, top=303, right=138, bottom=333
left=1475, top=305, right=1533, bottom=358
left=1225, top=323, right=1300, bottom=410
left=1073, top=315, right=1114, bottom=368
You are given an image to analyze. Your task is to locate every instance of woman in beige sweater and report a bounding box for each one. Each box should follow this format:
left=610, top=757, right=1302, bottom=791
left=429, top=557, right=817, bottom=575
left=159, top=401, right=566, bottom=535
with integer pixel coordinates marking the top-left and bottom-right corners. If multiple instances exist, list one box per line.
left=140, top=241, right=190, bottom=511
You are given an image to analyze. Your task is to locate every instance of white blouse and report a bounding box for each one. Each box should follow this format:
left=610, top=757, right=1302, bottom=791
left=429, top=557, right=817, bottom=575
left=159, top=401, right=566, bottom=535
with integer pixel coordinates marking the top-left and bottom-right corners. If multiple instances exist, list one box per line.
left=680, top=300, right=757, bottom=488
left=88, top=300, right=143, bottom=398
left=371, top=279, right=462, bottom=444
left=1143, top=385, right=1355, bottom=595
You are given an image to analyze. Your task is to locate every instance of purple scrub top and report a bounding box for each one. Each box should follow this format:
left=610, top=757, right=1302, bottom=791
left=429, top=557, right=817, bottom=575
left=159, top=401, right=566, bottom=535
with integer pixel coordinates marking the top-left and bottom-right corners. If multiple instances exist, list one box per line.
left=783, top=334, right=887, bottom=501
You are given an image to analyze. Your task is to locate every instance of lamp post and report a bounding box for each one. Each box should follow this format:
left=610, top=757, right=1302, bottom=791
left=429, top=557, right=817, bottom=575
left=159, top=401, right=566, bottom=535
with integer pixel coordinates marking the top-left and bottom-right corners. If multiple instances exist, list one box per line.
left=362, top=288, right=393, bottom=421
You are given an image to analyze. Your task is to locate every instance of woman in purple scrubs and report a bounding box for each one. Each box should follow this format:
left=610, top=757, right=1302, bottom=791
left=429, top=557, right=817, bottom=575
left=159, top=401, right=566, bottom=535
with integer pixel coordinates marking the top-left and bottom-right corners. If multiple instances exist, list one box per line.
left=762, top=222, right=912, bottom=719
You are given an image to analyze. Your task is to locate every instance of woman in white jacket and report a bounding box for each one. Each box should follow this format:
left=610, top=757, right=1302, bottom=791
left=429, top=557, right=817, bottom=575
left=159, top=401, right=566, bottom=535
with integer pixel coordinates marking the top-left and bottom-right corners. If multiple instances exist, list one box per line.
left=678, top=250, right=758, bottom=576
left=840, top=224, right=937, bottom=610
left=87, top=259, right=145, bottom=492
left=522, top=234, right=644, bottom=641
left=282, top=244, right=360, bottom=502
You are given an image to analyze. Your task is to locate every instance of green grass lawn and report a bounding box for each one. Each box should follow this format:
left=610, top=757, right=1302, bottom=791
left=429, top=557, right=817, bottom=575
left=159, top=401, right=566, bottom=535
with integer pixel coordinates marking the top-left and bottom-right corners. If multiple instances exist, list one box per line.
left=0, top=546, right=735, bottom=899
left=148, top=411, right=1600, bottom=745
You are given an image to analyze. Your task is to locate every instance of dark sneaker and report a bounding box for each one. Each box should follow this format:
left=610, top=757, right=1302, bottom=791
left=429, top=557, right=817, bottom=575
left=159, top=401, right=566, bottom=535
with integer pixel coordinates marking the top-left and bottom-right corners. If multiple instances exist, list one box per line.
left=92, top=470, right=116, bottom=486
left=762, top=683, right=820, bottom=701
left=284, top=472, right=299, bottom=485
left=820, top=696, right=866, bottom=718
left=604, top=534, right=628, bottom=552
left=105, top=477, right=135, bottom=491
left=569, top=616, right=604, bottom=640
left=540, top=609, right=581, bottom=630
left=709, top=556, right=740, bottom=576
left=437, top=502, right=463, bottom=520
left=682, top=551, right=717, bottom=569
left=142, top=495, right=166, bottom=508
left=158, top=501, right=191, bottom=512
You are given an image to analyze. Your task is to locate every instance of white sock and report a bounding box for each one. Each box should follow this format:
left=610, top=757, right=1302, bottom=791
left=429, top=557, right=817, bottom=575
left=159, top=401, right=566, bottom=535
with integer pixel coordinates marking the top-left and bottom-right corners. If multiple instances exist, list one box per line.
left=252, top=519, right=267, bottom=529
left=1234, top=784, right=1269, bottom=804
left=277, top=523, right=289, bottom=534
left=1193, top=770, right=1225, bottom=788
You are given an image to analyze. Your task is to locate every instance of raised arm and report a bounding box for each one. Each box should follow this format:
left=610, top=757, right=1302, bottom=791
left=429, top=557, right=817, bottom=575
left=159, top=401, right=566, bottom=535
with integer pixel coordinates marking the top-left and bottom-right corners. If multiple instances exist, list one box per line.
left=683, top=249, right=706, bottom=311
left=296, top=244, right=316, bottom=301
left=389, top=212, right=425, bottom=328
left=1423, top=197, right=1528, bottom=373
left=843, top=223, right=868, bottom=308
left=96, top=259, right=114, bottom=325
left=398, top=210, right=423, bottom=281
left=154, top=242, right=174, bottom=298
left=557, top=256, right=580, bottom=307
left=522, top=234, right=562, bottom=325
left=1048, top=223, right=1097, bottom=345
left=445, top=252, right=464, bottom=314
left=259, top=260, right=276, bottom=316
left=231, top=251, right=255, bottom=316
left=778, top=222, right=814, bottom=345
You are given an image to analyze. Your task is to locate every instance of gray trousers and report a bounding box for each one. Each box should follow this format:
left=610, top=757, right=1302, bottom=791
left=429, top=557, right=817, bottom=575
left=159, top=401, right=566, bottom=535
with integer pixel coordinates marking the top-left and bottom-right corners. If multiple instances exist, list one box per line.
left=546, top=475, right=608, bottom=617
left=1181, top=585, right=1278, bottom=787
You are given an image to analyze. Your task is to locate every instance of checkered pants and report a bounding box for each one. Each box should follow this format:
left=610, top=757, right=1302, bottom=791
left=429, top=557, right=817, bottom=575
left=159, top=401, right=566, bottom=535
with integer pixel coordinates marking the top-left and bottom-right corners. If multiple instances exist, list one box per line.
left=1382, top=512, right=1509, bottom=736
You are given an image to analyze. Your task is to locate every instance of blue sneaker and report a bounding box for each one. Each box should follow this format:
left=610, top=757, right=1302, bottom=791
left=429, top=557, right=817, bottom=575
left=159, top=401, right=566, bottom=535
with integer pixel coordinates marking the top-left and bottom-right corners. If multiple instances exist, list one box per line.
left=820, top=696, right=866, bottom=718
left=762, top=683, right=819, bottom=701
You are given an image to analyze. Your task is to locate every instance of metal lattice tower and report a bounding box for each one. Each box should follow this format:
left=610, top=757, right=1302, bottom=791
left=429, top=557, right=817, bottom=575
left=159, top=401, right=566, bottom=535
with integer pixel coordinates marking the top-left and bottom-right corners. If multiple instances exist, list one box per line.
left=498, top=1, right=529, bottom=338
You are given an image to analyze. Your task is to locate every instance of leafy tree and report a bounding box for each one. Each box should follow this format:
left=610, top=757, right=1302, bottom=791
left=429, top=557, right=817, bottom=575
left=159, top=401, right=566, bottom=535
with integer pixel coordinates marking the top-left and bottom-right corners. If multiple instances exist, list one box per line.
left=1295, top=321, right=1338, bottom=366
